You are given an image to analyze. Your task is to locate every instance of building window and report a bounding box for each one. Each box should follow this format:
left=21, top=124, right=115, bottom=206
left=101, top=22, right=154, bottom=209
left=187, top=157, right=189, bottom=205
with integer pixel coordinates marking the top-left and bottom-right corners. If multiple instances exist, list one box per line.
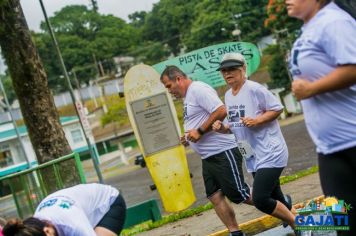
left=0, top=144, right=14, bottom=168
left=71, top=129, right=84, bottom=143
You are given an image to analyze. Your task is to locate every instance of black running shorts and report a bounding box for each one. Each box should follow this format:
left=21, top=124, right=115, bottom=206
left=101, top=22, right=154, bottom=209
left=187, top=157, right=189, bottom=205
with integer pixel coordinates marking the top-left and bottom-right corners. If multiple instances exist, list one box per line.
left=96, top=194, right=127, bottom=234
left=202, top=147, right=250, bottom=204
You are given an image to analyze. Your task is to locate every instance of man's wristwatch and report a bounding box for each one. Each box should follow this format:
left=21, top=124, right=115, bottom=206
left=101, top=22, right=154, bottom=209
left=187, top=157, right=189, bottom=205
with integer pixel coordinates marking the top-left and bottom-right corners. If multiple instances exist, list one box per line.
left=197, top=127, right=205, bottom=135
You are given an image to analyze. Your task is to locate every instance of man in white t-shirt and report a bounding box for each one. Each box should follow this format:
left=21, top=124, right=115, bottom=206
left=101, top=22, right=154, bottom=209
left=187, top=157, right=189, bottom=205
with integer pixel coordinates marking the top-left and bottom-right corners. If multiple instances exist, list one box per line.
left=160, top=66, right=252, bottom=236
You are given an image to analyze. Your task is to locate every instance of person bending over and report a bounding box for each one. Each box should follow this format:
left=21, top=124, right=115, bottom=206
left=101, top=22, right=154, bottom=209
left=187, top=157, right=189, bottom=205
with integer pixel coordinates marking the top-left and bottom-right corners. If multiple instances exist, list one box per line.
left=3, top=183, right=126, bottom=236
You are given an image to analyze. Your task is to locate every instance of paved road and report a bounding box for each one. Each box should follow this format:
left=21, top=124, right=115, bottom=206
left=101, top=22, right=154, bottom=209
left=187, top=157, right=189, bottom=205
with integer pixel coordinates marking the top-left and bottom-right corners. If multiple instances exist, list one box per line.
left=105, top=120, right=318, bottom=212
left=255, top=225, right=294, bottom=236
left=255, top=226, right=337, bottom=236
left=0, top=117, right=318, bottom=221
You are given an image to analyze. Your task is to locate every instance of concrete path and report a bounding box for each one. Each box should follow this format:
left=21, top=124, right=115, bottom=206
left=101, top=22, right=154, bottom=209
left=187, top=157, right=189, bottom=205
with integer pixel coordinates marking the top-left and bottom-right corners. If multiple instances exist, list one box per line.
left=255, top=226, right=294, bottom=236
left=137, top=173, right=322, bottom=236
left=98, top=115, right=318, bottom=211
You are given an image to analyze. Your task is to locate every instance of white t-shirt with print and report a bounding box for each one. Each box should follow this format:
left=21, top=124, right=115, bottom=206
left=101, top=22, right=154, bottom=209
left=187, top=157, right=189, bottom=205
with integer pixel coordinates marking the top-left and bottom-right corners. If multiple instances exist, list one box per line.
left=34, top=183, right=119, bottom=236
left=289, top=2, right=356, bottom=154
left=225, top=80, right=288, bottom=172
left=184, top=81, right=237, bottom=159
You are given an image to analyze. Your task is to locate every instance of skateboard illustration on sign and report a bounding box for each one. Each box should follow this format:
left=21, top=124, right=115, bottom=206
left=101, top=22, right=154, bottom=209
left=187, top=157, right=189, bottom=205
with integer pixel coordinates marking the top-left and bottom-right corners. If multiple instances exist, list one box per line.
left=124, top=64, right=196, bottom=212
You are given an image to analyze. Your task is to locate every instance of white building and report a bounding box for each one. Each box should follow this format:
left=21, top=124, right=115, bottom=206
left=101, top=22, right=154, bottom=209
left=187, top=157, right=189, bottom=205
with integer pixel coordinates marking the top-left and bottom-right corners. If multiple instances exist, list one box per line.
left=0, top=116, right=88, bottom=177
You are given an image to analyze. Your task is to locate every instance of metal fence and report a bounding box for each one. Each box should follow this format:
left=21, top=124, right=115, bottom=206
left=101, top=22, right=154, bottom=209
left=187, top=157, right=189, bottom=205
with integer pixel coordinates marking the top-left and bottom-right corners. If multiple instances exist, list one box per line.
left=0, top=152, right=86, bottom=218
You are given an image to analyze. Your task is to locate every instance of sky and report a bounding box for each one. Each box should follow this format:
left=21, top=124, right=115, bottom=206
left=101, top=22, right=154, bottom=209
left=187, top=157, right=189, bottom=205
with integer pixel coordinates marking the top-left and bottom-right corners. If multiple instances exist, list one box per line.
left=0, top=0, right=159, bottom=73
left=21, top=0, right=159, bottom=32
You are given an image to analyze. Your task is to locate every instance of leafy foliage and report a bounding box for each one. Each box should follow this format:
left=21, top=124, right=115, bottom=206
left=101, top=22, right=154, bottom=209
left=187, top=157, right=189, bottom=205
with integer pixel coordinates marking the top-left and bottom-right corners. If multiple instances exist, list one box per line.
left=128, top=11, right=147, bottom=28
left=264, top=0, right=302, bottom=93
left=265, top=0, right=301, bottom=33
left=142, top=0, right=200, bottom=56
left=29, top=0, right=275, bottom=94
left=0, top=74, right=17, bottom=104
left=129, top=41, right=170, bottom=66
left=34, top=5, right=139, bottom=91
left=183, top=0, right=270, bottom=50
left=0, top=0, right=73, bottom=164
left=264, top=45, right=291, bottom=93
left=0, top=0, right=301, bottom=128
left=1, top=0, right=299, bottom=128
left=100, top=95, right=128, bottom=126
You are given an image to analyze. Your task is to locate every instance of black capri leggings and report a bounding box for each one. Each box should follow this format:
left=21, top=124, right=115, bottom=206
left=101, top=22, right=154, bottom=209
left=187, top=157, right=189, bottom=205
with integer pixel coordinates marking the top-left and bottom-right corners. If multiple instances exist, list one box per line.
left=252, top=167, right=290, bottom=215
left=318, top=146, right=356, bottom=236
left=96, top=194, right=127, bottom=234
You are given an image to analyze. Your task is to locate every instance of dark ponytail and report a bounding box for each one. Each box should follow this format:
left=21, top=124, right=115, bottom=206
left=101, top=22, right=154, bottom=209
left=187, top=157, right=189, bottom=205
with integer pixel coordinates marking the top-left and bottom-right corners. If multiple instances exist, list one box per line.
left=317, top=0, right=332, bottom=6
left=2, top=218, right=46, bottom=236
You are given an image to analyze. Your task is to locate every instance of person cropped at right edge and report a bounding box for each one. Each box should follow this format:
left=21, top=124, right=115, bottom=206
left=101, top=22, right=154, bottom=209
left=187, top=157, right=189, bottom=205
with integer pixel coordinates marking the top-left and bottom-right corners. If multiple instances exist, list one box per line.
left=285, top=0, right=356, bottom=235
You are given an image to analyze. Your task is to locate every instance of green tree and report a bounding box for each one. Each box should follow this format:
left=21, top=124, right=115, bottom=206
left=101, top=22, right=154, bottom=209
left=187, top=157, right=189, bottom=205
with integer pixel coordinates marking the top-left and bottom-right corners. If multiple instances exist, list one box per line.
left=128, top=11, right=147, bottom=28
left=184, top=0, right=269, bottom=50
left=101, top=99, right=128, bottom=126
left=265, top=0, right=301, bottom=54
left=264, top=45, right=291, bottom=92
left=142, top=0, right=199, bottom=56
left=132, top=0, right=269, bottom=62
left=0, top=74, right=17, bottom=104
left=34, top=5, right=139, bottom=90
left=264, top=0, right=301, bottom=92
left=131, top=41, right=170, bottom=66
left=265, top=0, right=301, bottom=35
left=183, top=0, right=231, bottom=50
left=0, top=0, right=72, bottom=163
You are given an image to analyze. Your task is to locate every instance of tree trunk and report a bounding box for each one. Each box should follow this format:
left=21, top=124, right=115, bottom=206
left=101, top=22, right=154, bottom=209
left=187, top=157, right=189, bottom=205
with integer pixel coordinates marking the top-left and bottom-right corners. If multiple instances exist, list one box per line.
left=0, top=0, right=82, bottom=193
left=0, top=0, right=72, bottom=162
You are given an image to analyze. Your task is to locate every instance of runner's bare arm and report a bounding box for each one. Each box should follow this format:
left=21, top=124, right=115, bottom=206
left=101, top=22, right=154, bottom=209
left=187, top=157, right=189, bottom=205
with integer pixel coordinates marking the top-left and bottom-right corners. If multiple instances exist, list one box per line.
left=200, top=105, right=227, bottom=132
left=212, top=120, right=231, bottom=134
left=292, top=65, right=356, bottom=100
left=187, top=105, right=227, bottom=142
left=240, top=110, right=282, bottom=127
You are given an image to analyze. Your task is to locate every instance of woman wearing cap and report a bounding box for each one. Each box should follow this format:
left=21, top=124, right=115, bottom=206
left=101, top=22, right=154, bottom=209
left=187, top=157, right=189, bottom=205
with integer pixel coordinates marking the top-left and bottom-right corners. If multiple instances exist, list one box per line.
left=2, top=183, right=126, bottom=236
left=212, top=52, right=296, bottom=228
left=286, top=0, right=356, bottom=234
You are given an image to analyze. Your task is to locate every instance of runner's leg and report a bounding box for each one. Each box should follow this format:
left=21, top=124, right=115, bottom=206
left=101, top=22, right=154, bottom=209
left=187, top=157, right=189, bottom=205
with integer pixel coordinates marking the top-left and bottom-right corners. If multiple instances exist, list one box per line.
left=209, top=190, right=240, bottom=232
left=95, top=194, right=126, bottom=236
left=203, top=152, right=243, bottom=233
left=318, top=146, right=356, bottom=236
left=253, top=168, right=295, bottom=228
left=216, top=148, right=251, bottom=204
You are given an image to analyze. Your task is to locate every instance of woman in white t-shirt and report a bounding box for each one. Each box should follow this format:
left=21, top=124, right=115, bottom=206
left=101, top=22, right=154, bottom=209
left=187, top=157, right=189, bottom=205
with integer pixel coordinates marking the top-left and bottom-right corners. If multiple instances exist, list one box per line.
left=2, top=183, right=126, bottom=236
left=213, top=53, right=295, bottom=229
left=286, top=0, right=356, bottom=234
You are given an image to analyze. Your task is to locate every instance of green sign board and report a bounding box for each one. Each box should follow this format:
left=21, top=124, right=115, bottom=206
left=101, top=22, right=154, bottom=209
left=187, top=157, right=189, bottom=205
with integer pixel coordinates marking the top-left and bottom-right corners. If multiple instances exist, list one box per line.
left=153, top=42, right=260, bottom=88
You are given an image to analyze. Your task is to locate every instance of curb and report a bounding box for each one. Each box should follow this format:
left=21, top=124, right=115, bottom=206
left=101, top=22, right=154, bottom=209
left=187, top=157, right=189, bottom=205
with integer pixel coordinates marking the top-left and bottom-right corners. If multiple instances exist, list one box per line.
left=208, top=195, right=324, bottom=236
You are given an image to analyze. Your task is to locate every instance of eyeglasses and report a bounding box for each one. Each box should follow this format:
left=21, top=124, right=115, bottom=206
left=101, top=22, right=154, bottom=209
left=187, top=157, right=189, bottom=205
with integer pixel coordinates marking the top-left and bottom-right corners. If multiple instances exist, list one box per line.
left=220, top=67, right=241, bottom=73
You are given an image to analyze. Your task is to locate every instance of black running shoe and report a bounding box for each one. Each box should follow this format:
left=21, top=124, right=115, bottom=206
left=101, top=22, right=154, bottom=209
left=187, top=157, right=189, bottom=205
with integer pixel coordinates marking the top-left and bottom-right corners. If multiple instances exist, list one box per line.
left=283, top=194, right=293, bottom=228
left=229, top=230, right=246, bottom=236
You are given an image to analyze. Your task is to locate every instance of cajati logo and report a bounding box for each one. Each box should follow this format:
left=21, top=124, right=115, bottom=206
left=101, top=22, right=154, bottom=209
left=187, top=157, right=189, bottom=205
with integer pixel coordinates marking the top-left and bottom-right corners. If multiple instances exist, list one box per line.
left=295, top=197, right=351, bottom=231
